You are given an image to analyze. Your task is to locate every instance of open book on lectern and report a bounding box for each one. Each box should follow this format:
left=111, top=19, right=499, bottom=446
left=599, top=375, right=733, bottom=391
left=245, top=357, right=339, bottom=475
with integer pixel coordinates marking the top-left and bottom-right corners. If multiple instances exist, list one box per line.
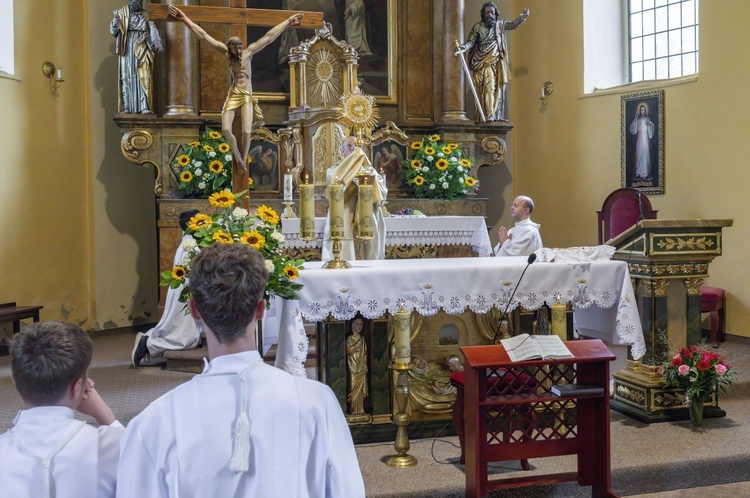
left=500, top=334, right=574, bottom=363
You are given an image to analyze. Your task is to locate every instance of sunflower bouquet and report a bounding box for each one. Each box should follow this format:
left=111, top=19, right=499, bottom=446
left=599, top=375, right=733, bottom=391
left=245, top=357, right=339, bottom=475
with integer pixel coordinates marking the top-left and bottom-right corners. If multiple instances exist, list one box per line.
left=402, top=134, right=478, bottom=200
left=173, top=127, right=234, bottom=198
left=160, top=189, right=305, bottom=304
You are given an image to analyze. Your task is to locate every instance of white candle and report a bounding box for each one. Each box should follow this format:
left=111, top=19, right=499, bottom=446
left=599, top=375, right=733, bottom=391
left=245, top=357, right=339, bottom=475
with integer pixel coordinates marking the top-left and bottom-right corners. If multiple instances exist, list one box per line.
left=393, top=309, right=411, bottom=366
left=299, top=177, right=315, bottom=239
left=57, top=66, right=63, bottom=80
left=329, top=178, right=344, bottom=239
left=284, top=172, right=293, bottom=201
left=541, top=85, right=545, bottom=99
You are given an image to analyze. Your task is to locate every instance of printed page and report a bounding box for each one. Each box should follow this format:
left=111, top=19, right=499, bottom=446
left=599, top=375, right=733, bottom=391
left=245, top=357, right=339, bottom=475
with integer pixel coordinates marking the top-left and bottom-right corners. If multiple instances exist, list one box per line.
left=501, top=334, right=543, bottom=362
left=532, top=335, right=574, bottom=359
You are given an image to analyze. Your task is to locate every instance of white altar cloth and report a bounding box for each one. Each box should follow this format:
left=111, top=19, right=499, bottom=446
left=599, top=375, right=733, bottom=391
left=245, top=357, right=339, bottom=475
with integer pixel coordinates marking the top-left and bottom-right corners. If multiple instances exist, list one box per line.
left=281, top=216, right=493, bottom=257
left=268, top=256, right=646, bottom=376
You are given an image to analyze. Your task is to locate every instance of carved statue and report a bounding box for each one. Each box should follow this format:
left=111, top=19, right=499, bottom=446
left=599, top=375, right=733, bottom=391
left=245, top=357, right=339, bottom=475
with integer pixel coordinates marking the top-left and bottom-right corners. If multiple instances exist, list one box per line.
left=110, top=0, right=163, bottom=114
left=346, top=317, right=368, bottom=415
left=168, top=6, right=303, bottom=171
left=405, top=355, right=464, bottom=415
left=455, top=2, right=529, bottom=122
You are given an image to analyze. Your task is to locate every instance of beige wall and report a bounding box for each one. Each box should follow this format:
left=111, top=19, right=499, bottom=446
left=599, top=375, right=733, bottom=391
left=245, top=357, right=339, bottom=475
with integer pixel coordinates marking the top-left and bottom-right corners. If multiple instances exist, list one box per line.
left=0, top=0, right=158, bottom=332
left=512, top=0, right=749, bottom=337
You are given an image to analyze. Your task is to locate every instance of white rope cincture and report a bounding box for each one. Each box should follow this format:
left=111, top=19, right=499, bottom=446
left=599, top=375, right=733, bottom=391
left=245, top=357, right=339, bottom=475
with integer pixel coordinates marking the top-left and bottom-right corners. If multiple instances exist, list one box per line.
left=197, top=358, right=262, bottom=473
left=10, top=420, right=87, bottom=498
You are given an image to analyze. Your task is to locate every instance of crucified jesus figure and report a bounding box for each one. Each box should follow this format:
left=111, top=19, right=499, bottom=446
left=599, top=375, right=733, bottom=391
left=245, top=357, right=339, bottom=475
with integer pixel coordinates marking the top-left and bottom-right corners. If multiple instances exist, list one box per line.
left=169, top=6, right=303, bottom=172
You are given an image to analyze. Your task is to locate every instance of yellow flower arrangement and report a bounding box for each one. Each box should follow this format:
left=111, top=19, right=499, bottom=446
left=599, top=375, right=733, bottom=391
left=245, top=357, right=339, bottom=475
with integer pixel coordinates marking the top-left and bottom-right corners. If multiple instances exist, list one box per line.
left=177, top=154, right=191, bottom=167
left=160, top=191, right=305, bottom=304
left=209, top=131, right=222, bottom=139
left=402, top=134, right=478, bottom=200
left=172, top=127, right=233, bottom=199
left=410, top=141, right=423, bottom=150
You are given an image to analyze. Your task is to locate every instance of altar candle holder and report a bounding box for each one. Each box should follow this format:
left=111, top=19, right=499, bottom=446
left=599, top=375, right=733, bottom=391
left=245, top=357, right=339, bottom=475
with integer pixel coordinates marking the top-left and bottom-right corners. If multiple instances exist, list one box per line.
left=299, top=176, right=315, bottom=240
left=551, top=296, right=568, bottom=341
left=387, top=307, right=417, bottom=468
left=281, top=169, right=297, bottom=219
left=322, top=177, right=352, bottom=269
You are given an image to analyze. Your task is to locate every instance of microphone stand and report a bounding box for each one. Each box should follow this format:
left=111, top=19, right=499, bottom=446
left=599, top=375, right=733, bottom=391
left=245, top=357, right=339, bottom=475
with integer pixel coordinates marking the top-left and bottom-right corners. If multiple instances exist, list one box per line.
left=493, top=253, right=537, bottom=343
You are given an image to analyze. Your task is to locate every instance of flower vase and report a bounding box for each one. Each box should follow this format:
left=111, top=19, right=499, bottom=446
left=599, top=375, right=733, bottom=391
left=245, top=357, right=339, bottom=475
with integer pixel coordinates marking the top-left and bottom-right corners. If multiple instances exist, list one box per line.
left=689, top=394, right=704, bottom=426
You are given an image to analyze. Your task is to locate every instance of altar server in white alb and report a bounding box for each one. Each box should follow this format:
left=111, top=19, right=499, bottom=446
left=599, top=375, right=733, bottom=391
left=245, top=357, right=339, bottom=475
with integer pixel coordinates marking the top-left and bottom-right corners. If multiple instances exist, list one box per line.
left=117, top=243, right=366, bottom=498
left=0, top=321, right=124, bottom=498
left=494, top=195, right=543, bottom=256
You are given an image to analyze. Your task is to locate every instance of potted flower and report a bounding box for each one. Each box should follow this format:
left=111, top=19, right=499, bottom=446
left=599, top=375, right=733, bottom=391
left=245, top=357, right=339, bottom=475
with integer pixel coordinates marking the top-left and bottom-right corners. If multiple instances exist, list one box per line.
left=658, top=342, right=736, bottom=426
left=402, top=134, right=478, bottom=200
left=160, top=189, right=305, bottom=304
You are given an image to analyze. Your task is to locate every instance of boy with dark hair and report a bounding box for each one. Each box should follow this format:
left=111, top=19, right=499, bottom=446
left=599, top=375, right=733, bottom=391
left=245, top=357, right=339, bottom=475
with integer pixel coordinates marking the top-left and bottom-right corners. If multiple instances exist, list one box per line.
left=132, top=209, right=202, bottom=366
left=0, top=321, right=124, bottom=497
left=118, top=243, right=365, bottom=497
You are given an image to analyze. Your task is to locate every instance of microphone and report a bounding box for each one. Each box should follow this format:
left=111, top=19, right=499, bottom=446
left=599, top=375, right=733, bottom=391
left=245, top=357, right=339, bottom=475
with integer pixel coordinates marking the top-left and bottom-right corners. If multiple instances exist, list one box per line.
left=493, top=253, right=537, bottom=343
left=637, top=191, right=645, bottom=222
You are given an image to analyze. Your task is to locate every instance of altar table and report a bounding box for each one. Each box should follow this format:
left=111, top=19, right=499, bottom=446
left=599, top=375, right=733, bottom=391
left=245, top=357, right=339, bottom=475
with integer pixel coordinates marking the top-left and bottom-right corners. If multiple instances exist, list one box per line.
left=281, top=216, right=493, bottom=257
left=265, top=256, right=646, bottom=377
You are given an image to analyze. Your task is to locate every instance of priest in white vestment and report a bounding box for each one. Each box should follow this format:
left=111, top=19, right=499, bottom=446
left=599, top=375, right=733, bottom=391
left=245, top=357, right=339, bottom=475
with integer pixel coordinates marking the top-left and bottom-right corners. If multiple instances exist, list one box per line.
left=117, top=243, right=365, bottom=498
left=322, top=137, right=388, bottom=262
left=494, top=195, right=543, bottom=256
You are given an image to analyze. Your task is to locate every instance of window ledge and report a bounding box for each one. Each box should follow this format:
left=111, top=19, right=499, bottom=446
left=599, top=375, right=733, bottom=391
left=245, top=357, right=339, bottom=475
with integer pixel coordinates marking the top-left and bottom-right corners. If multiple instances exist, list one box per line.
left=581, top=74, right=698, bottom=99
left=0, top=70, right=21, bottom=81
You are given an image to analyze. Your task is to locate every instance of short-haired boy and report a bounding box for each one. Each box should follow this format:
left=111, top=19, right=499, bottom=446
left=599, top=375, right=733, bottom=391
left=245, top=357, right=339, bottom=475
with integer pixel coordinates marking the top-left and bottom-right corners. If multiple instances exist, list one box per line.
left=0, top=321, right=125, bottom=497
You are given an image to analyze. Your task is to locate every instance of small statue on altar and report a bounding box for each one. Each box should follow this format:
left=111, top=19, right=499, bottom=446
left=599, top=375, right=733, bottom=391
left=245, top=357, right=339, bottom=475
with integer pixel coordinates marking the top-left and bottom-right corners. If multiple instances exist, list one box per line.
left=110, top=0, right=163, bottom=114
left=322, top=137, right=388, bottom=262
left=168, top=6, right=303, bottom=171
left=346, top=317, right=368, bottom=415
left=455, top=2, right=529, bottom=122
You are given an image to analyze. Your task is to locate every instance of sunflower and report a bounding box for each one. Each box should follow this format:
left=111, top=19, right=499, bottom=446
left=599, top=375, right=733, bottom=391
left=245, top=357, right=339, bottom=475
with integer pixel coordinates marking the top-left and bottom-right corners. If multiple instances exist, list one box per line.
left=410, top=141, right=423, bottom=150
left=258, top=205, right=280, bottom=225
left=218, top=143, right=230, bottom=153
left=410, top=159, right=422, bottom=169
left=424, top=147, right=435, bottom=155
left=248, top=177, right=254, bottom=187
left=208, top=190, right=236, bottom=208
left=465, top=177, right=476, bottom=186
left=177, top=154, right=191, bottom=167
left=460, top=158, right=471, bottom=167
left=180, top=171, right=193, bottom=183
left=202, top=145, right=214, bottom=153
left=212, top=230, right=234, bottom=244
left=448, top=143, right=459, bottom=150
left=188, top=213, right=213, bottom=231
left=171, top=266, right=187, bottom=280
left=209, top=160, right=224, bottom=174
left=284, top=265, right=300, bottom=279
left=209, top=131, right=222, bottom=139
left=240, top=230, right=265, bottom=249
left=414, top=175, right=425, bottom=185
left=441, top=146, right=452, bottom=155
left=429, top=134, right=441, bottom=142
left=247, top=156, right=253, bottom=164
left=435, top=158, right=449, bottom=171
left=188, top=141, right=200, bottom=148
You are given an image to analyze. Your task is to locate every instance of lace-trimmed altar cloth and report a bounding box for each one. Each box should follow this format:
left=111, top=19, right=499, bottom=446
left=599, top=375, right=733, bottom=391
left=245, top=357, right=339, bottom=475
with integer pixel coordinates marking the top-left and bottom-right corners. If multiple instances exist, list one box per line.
left=269, top=256, right=645, bottom=376
left=281, top=216, right=493, bottom=257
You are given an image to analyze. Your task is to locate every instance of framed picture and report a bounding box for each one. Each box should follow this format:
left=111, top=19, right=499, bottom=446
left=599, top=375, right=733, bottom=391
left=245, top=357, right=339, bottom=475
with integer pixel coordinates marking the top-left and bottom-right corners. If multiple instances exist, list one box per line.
left=621, top=90, right=665, bottom=194
left=371, top=141, right=408, bottom=194
left=248, top=141, right=281, bottom=194
left=247, top=0, right=397, bottom=104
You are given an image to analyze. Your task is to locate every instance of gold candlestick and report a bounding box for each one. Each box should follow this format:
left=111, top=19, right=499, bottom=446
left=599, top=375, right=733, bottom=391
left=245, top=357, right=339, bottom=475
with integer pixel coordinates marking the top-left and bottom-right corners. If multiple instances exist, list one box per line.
left=322, top=177, right=352, bottom=269
left=387, top=307, right=417, bottom=468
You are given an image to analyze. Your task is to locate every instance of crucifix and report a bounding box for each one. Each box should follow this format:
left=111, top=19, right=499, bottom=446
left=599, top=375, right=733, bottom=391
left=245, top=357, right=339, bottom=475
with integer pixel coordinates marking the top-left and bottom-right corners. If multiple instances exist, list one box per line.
left=150, top=3, right=323, bottom=207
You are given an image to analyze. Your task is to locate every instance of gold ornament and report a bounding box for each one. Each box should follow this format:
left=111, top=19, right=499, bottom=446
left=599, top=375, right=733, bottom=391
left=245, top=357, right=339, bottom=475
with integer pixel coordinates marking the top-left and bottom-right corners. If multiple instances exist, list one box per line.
left=337, top=86, right=379, bottom=146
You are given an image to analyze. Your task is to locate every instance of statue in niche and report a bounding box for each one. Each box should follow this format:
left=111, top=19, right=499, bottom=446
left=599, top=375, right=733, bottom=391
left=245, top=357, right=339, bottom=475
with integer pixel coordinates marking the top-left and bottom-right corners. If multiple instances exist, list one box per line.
left=406, top=355, right=464, bottom=415
left=110, top=0, right=163, bottom=114
left=455, top=2, right=529, bottom=122
left=168, top=6, right=302, bottom=170
left=346, top=317, right=368, bottom=415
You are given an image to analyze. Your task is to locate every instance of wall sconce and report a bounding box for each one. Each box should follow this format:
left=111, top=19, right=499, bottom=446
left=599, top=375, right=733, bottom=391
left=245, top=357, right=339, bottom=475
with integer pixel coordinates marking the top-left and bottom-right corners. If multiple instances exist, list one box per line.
left=42, top=61, right=64, bottom=90
left=539, top=81, right=554, bottom=105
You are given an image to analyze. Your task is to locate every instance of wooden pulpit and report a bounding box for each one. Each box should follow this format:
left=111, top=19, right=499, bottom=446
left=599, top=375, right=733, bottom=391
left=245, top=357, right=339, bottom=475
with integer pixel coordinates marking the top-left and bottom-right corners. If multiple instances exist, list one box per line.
left=606, top=219, right=733, bottom=423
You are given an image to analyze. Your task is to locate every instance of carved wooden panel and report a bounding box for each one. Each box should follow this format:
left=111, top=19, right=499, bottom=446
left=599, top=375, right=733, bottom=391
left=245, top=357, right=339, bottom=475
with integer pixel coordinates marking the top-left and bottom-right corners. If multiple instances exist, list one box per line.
left=401, top=0, right=434, bottom=125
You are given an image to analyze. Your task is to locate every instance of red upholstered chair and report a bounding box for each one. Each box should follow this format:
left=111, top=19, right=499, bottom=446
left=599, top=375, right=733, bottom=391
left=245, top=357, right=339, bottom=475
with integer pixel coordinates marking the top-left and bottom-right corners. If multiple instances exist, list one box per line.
left=597, top=188, right=658, bottom=244
left=450, top=370, right=537, bottom=469
left=700, top=285, right=726, bottom=348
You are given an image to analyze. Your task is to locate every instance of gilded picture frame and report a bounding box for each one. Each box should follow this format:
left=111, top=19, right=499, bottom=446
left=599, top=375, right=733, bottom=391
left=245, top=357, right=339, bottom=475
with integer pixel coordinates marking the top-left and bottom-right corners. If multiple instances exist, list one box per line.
left=247, top=0, right=397, bottom=105
left=621, top=89, right=665, bottom=195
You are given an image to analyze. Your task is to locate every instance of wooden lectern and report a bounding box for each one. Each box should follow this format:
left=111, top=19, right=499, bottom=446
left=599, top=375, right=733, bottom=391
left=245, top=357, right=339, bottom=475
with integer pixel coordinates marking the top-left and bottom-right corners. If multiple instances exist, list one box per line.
left=606, top=219, right=733, bottom=423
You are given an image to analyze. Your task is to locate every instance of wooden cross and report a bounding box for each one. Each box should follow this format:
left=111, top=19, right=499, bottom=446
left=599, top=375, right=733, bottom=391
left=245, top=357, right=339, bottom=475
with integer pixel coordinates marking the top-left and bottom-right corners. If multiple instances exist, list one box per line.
left=150, top=3, right=323, bottom=207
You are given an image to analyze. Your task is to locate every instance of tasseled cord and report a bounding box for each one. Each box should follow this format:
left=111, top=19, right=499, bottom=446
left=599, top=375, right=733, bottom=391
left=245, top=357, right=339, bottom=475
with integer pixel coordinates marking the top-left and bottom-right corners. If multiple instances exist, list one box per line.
left=229, top=367, right=252, bottom=473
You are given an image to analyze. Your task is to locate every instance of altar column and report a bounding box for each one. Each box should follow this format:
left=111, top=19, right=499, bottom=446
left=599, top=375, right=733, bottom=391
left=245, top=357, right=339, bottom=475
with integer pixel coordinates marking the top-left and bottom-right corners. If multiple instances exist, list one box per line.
left=440, top=0, right=471, bottom=124
left=164, top=0, right=200, bottom=116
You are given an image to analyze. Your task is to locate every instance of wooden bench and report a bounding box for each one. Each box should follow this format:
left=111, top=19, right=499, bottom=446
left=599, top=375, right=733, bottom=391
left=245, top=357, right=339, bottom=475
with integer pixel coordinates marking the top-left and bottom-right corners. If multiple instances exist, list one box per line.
left=0, top=302, right=43, bottom=333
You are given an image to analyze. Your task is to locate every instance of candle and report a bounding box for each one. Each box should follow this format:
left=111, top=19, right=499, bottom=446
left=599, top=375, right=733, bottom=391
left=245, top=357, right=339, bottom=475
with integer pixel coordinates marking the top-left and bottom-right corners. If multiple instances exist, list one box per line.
left=357, top=178, right=374, bottom=239
left=283, top=171, right=293, bottom=202
left=551, top=301, right=567, bottom=341
left=299, top=177, right=315, bottom=239
left=393, top=308, right=411, bottom=366
left=57, top=66, right=63, bottom=80
left=541, top=85, right=545, bottom=99
left=328, top=177, right=344, bottom=239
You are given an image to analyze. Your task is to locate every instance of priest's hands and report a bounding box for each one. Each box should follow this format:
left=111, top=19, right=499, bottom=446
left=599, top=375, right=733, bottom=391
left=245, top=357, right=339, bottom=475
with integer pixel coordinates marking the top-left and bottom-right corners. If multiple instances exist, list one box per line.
left=498, top=226, right=512, bottom=244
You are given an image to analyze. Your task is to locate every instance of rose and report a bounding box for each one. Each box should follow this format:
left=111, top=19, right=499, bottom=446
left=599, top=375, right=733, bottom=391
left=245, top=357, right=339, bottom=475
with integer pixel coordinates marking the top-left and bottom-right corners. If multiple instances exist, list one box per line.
left=264, top=259, right=275, bottom=273
left=670, top=356, right=682, bottom=367
left=271, top=231, right=285, bottom=243
left=183, top=238, right=197, bottom=251
left=232, top=207, right=249, bottom=218
left=696, top=360, right=711, bottom=371
left=716, top=363, right=728, bottom=375
left=678, top=364, right=690, bottom=375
